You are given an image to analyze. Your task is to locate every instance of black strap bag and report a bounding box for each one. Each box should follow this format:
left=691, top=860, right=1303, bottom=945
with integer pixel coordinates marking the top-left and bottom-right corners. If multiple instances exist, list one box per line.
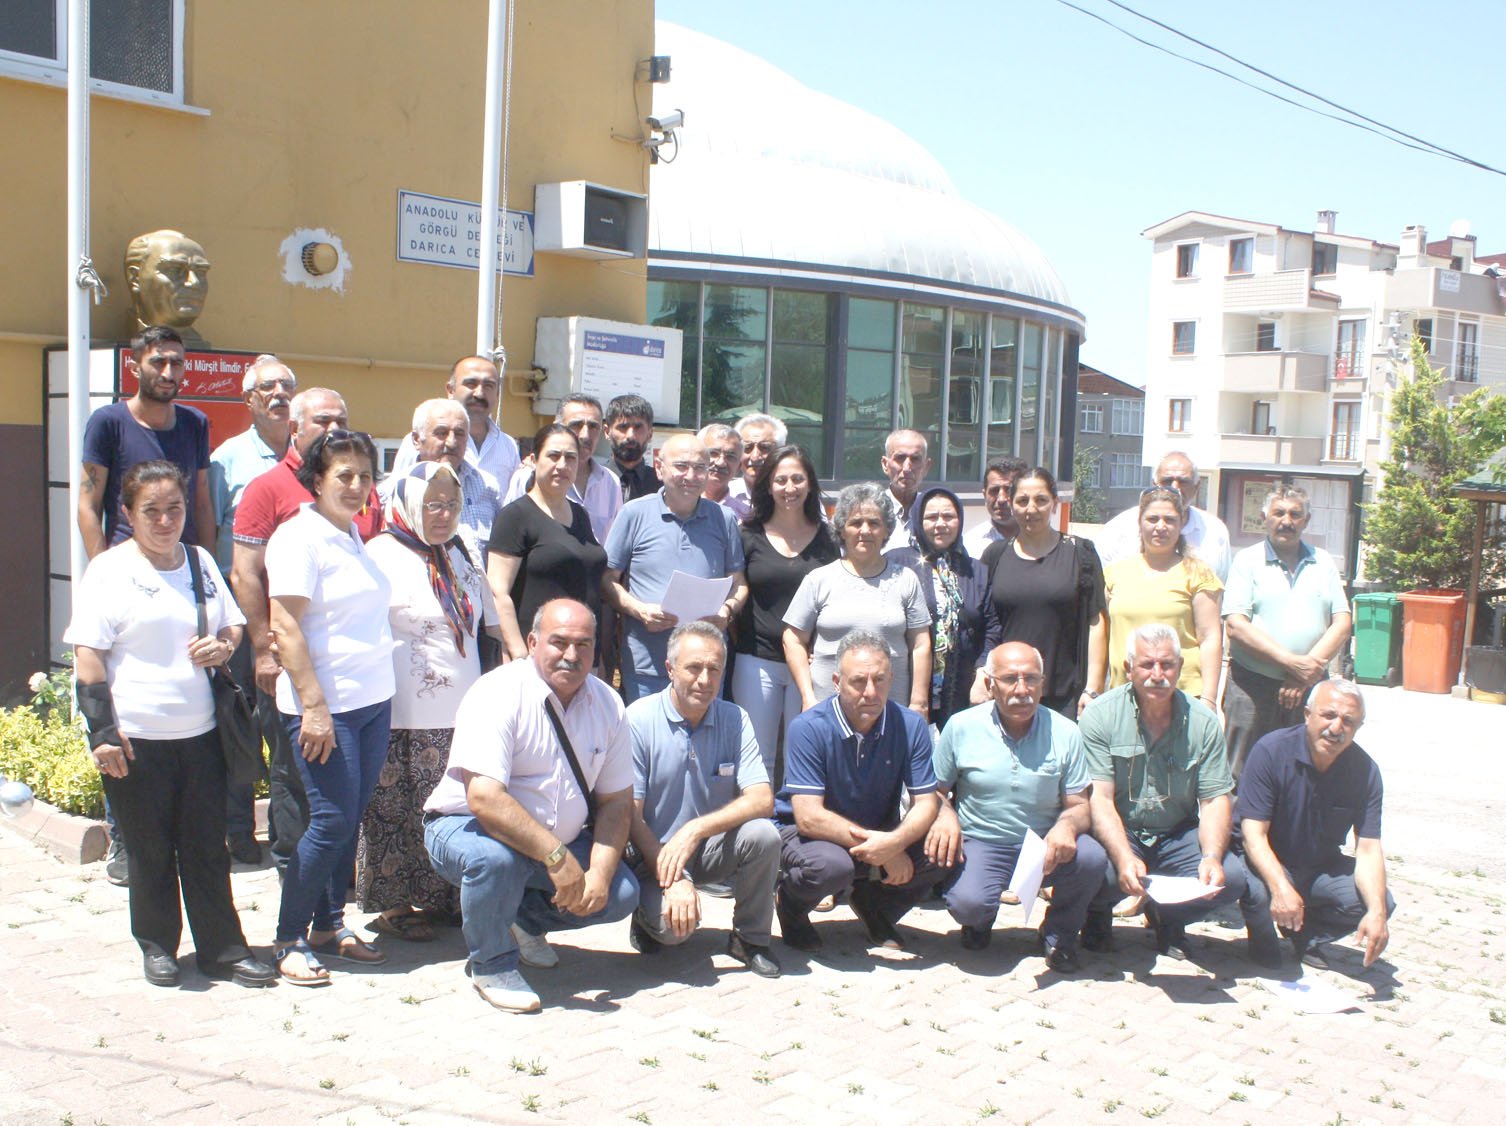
left=186, top=548, right=266, bottom=787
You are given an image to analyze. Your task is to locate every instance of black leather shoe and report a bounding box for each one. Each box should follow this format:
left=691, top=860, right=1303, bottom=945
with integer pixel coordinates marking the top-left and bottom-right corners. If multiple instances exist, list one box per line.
left=727, top=933, right=781, bottom=978
left=628, top=917, right=662, bottom=955
left=1145, top=900, right=1189, bottom=957
left=227, top=833, right=262, bottom=865
left=1246, top=925, right=1284, bottom=969
left=143, top=951, right=180, bottom=987
left=1081, top=908, right=1115, bottom=953
left=201, top=956, right=277, bottom=988
left=960, top=925, right=991, bottom=951
left=849, top=883, right=904, bottom=949
left=1038, top=929, right=1081, bottom=973
left=776, top=889, right=822, bottom=952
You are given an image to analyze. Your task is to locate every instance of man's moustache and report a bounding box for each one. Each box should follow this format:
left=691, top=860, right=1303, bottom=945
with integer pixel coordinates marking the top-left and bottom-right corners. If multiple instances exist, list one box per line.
left=556, top=659, right=581, bottom=672
left=1146, top=678, right=1173, bottom=689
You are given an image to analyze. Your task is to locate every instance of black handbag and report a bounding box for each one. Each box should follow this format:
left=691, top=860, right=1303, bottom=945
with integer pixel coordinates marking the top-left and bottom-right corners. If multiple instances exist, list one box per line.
left=186, top=547, right=266, bottom=787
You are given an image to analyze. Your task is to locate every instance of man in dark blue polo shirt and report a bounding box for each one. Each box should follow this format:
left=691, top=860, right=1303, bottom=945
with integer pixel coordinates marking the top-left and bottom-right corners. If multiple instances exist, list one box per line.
left=774, top=631, right=942, bottom=952
left=1236, top=679, right=1393, bottom=971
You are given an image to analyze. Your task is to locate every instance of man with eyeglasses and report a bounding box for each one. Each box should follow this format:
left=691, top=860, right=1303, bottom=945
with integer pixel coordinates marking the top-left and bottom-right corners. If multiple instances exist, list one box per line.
left=726, top=413, right=787, bottom=512
left=697, top=423, right=751, bottom=520
left=925, top=642, right=1105, bottom=971
left=232, top=389, right=383, bottom=874
left=604, top=433, right=748, bottom=701
left=503, top=394, right=622, bottom=543
left=1080, top=623, right=1247, bottom=958
left=207, top=354, right=297, bottom=864
left=389, top=355, right=520, bottom=490
left=1098, top=451, right=1232, bottom=582
left=387, top=399, right=502, bottom=559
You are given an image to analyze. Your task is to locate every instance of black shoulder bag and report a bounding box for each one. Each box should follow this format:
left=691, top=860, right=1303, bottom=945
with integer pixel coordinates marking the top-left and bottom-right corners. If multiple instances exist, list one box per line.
left=185, top=548, right=267, bottom=787
left=543, top=698, right=595, bottom=832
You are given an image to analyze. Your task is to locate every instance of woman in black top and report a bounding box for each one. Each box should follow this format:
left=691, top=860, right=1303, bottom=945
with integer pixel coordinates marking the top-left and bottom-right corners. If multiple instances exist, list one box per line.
left=975, top=466, right=1107, bottom=718
left=731, top=444, right=838, bottom=780
left=487, top=423, right=608, bottom=660
left=888, top=486, right=989, bottom=729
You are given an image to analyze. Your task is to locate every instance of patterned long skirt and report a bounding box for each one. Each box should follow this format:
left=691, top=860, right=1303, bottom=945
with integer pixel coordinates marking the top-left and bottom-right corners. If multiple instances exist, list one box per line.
left=354, top=726, right=461, bottom=916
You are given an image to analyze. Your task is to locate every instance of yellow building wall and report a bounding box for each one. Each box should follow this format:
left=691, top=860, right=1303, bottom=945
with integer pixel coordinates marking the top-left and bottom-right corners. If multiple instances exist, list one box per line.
left=0, top=0, right=654, bottom=439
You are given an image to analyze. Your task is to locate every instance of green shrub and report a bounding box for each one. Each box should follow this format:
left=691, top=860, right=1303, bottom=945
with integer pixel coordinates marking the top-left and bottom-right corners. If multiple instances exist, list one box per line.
left=0, top=704, right=102, bottom=819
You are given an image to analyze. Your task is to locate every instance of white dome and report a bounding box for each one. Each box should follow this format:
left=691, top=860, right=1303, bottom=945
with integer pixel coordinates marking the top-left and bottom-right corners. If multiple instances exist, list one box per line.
left=649, top=22, right=1076, bottom=316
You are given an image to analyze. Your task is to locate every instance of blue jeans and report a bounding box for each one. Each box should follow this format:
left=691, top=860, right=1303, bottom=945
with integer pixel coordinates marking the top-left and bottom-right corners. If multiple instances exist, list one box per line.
left=424, top=814, right=639, bottom=975
left=1093, top=823, right=1248, bottom=929
left=276, top=699, right=392, bottom=942
left=620, top=667, right=669, bottom=702
left=943, top=834, right=1107, bottom=948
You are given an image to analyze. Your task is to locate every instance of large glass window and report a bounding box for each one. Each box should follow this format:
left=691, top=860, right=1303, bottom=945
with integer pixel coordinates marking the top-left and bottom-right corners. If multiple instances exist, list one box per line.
left=1080, top=401, right=1104, bottom=434
left=1, top=0, right=182, bottom=101
left=647, top=280, right=701, bottom=427
left=900, top=303, right=945, bottom=436
left=842, top=298, right=896, bottom=477
left=1017, top=323, right=1043, bottom=464
left=771, top=290, right=833, bottom=471
left=1335, top=318, right=1365, bottom=379
left=986, top=316, right=1018, bottom=463
left=701, top=285, right=768, bottom=425
left=946, top=310, right=985, bottom=483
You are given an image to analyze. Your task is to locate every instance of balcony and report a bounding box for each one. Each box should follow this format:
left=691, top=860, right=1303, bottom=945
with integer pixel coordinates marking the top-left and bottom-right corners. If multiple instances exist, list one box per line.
left=1223, top=269, right=1341, bottom=312
left=1219, top=433, right=1326, bottom=465
left=1387, top=266, right=1505, bottom=317
left=1223, top=350, right=1328, bottom=393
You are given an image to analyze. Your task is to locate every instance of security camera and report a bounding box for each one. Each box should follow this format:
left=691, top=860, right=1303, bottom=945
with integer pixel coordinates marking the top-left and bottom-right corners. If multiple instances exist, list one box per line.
left=647, top=109, right=684, bottom=133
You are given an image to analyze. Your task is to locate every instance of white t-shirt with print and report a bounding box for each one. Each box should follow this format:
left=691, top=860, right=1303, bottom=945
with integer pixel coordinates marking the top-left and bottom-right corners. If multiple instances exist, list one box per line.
left=64, top=543, right=246, bottom=740
left=265, top=505, right=396, bottom=715
left=366, top=535, right=500, bottom=731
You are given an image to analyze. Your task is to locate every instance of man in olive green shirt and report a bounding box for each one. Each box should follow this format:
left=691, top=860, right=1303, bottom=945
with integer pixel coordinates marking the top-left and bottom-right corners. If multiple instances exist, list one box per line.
left=1079, top=623, right=1247, bottom=956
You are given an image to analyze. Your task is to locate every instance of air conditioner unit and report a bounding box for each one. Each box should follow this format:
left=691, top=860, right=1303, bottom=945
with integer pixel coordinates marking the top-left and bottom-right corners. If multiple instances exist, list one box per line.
left=534, top=181, right=647, bottom=259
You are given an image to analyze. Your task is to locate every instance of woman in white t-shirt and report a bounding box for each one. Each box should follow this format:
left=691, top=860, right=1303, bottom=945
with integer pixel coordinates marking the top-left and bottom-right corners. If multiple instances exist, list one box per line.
left=265, top=431, right=395, bottom=985
left=357, top=462, right=500, bottom=941
left=66, top=460, right=274, bottom=989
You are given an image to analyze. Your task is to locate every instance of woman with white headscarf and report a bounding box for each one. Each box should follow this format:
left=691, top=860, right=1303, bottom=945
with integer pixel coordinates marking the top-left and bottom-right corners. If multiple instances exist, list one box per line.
left=357, top=462, right=502, bottom=942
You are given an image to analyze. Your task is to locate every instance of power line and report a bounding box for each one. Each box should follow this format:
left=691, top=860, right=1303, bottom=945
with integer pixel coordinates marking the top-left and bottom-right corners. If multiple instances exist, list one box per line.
left=1050, top=0, right=1506, bottom=178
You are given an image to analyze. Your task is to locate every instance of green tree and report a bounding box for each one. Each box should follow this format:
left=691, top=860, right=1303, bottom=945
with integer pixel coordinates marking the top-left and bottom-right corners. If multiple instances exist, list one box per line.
left=1362, top=338, right=1506, bottom=590
left=1071, top=443, right=1103, bottom=523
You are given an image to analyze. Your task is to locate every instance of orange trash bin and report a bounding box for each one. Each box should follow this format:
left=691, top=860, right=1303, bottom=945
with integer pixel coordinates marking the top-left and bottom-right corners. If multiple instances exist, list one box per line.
left=1397, top=589, right=1467, bottom=694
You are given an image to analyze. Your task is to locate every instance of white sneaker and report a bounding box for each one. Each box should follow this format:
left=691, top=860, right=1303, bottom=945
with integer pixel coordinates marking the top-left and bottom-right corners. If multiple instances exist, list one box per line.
left=472, top=968, right=541, bottom=1013
left=511, top=924, right=559, bottom=969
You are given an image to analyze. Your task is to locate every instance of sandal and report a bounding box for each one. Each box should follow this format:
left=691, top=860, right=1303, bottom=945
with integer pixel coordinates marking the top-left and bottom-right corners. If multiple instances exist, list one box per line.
left=368, top=911, right=436, bottom=943
left=274, top=939, right=331, bottom=987
left=310, top=926, right=387, bottom=964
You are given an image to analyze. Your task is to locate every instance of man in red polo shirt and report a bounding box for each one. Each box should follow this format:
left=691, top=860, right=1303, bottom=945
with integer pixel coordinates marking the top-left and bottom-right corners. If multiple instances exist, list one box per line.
left=230, top=387, right=383, bottom=871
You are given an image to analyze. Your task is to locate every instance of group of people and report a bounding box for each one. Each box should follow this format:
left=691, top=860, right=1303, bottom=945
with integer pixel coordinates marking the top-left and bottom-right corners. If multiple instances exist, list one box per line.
left=65, top=325, right=1394, bottom=1012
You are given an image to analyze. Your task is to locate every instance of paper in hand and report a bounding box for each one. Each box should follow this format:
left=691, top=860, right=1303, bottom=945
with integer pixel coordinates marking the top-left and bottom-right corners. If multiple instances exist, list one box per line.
left=1007, top=829, right=1048, bottom=927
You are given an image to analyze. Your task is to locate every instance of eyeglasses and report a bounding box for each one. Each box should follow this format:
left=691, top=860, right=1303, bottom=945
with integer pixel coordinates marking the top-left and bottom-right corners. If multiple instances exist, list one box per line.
left=706, top=449, right=738, bottom=462
left=422, top=500, right=461, bottom=515
left=254, top=378, right=296, bottom=392
left=1157, top=475, right=1196, bottom=488
left=989, top=671, right=1045, bottom=688
left=743, top=441, right=776, bottom=454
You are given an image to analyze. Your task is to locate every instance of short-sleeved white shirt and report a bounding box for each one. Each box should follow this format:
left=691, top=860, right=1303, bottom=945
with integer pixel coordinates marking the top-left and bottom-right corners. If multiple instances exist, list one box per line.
left=366, top=534, right=500, bottom=730
left=65, top=543, right=246, bottom=740
left=264, top=505, right=396, bottom=715
left=424, top=658, right=634, bottom=845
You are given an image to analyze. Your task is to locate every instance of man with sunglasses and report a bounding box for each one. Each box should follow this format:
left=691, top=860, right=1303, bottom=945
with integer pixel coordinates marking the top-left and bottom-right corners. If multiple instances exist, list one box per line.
left=726, top=412, right=787, bottom=512
left=925, top=642, right=1105, bottom=971
left=1098, top=451, right=1232, bottom=582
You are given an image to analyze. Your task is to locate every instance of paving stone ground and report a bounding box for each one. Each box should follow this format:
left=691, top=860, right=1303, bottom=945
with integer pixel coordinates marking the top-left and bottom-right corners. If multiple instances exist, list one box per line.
left=2, top=684, right=1504, bottom=1125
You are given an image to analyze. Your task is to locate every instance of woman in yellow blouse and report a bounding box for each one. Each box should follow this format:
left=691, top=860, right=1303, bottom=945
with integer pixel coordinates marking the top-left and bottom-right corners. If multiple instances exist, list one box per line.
left=1102, top=486, right=1223, bottom=706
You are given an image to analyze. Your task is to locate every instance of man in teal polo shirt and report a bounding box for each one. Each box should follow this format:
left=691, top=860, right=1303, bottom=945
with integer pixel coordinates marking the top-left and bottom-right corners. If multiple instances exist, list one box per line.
left=926, top=642, right=1105, bottom=972
left=625, top=621, right=781, bottom=977
left=1223, top=485, right=1351, bottom=778
left=1081, top=623, right=1248, bottom=956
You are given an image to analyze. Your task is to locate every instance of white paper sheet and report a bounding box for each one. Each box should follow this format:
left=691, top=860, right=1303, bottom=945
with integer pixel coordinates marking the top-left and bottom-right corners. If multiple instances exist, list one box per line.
left=1271, top=978, right=1362, bottom=1014
left=1143, top=874, right=1223, bottom=905
left=1007, top=829, right=1047, bottom=926
left=660, top=571, right=734, bottom=623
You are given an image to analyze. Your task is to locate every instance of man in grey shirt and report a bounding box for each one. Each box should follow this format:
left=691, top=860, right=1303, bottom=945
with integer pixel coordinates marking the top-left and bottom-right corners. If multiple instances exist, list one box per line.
left=626, top=622, right=782, bottom=977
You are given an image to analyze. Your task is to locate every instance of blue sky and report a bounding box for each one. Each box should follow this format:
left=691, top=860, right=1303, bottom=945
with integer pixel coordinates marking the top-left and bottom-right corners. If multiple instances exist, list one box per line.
left=655, top=0, right=1505, bottom=386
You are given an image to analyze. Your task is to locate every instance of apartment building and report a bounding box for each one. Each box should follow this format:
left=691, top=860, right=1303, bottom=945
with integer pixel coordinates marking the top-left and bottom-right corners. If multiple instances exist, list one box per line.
left=1074, top=363, right=1147, bottom=520
left=1141, top=209, right=1506, bottom=576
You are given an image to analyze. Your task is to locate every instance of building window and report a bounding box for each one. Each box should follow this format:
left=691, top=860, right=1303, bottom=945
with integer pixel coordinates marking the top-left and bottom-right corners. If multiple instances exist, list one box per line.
left=1335, top=319, right=1365, bottom=379
left=1110, top=398, right=1143, bottom=436
left=0, top=0, right=184, bottom=103
left=1079, top=401, right=1104, bottom=434
left=900, top=303, right=945, bottom=434
left=1228, top=237, right=1254, bottom=275
left=701, top=284, right=769, bottom=424
left=1082, top=457, right=1102, bottom=488
left=1330, top=401, right=1361, bottom=460
left=986, top=316, right=1018, bottom=465
left=843, top=297, right=897, bottom=477
left=1312, top=241, right=1338, bottom=275
left=770, top=290, right=833, bottom=466
left=945, top=310, right=985, bottom=483
left=1415, top=317, right=1433, bottom=353
left=1168, top=398, right=1191, bottom=433
left=1255, top=321, right=1277, bottom=352
left=648, top=279, right=702, bottom=427
left=1108, top=453, right=1149, bottom=489
left=1252, top=401, right=1272, bottom=435
left=1457, top=320, right=1479, bottom=382
left=1175, top=243, right=1199, bottom=278
left=1171, top=321, right=1196, bottom=355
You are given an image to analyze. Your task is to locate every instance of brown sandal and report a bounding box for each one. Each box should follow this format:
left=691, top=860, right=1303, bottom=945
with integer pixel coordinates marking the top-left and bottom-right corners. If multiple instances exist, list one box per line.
left=310, top=926, right=387, bottom=963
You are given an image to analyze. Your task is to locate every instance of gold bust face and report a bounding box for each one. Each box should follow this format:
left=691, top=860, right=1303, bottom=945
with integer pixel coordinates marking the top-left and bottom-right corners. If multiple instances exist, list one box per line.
left=126, top=230, right=210, bottom=330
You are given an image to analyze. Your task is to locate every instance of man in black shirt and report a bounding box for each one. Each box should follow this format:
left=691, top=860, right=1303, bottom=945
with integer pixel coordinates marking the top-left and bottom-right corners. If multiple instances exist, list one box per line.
left=605, top=393, right=661, bottom=502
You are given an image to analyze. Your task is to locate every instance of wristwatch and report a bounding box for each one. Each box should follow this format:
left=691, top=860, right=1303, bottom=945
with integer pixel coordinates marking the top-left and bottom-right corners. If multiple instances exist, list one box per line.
left=543, top=842, right=567, bottom=869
